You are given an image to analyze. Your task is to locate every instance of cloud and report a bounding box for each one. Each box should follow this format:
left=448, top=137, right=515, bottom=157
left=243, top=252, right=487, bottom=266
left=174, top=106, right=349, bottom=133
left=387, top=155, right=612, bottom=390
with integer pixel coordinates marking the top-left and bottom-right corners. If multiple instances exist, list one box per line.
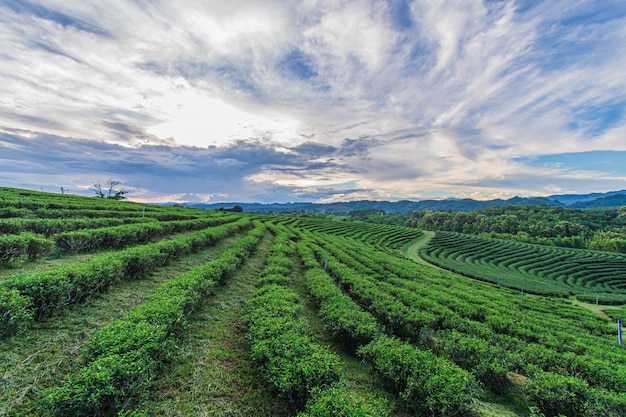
left=1, top=1, right=625, bottom=201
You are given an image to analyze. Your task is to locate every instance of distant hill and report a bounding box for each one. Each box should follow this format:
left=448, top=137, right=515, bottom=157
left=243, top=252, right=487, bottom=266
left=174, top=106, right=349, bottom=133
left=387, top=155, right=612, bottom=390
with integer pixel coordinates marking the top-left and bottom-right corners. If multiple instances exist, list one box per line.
left=182, top=196, right=558, bottom=214
left=547, top=190, right=626, bottom=206
left=174, top=190, right=626, bottom=214
left=569, top=193, right=626, bottom=209
left=179, top=190, right=626, bottom=214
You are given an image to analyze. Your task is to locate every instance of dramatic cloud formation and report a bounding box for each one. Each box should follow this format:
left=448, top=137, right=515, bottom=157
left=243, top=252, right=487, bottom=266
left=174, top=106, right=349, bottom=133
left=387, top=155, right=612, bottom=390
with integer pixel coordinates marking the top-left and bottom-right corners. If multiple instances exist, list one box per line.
left=1, top=0, right=625, bottom=203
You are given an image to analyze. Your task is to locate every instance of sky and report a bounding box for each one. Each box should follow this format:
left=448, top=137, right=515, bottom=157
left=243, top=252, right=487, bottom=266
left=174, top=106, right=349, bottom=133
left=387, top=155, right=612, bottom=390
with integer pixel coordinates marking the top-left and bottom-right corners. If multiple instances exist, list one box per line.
left=1, top=0, right=626, bottom=204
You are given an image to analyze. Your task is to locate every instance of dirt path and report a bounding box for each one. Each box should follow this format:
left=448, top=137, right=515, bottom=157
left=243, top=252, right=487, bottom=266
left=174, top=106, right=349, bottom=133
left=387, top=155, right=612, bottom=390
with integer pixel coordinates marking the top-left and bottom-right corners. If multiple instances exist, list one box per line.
left=400, top=230, right=436, bottom=266
left=569, top=296, right=623, bottom=321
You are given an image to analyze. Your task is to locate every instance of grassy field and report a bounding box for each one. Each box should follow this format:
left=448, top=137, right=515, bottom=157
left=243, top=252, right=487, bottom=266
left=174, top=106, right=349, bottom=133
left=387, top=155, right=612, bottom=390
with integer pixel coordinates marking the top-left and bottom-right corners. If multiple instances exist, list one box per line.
left=1, top=187, right=625, bottom=417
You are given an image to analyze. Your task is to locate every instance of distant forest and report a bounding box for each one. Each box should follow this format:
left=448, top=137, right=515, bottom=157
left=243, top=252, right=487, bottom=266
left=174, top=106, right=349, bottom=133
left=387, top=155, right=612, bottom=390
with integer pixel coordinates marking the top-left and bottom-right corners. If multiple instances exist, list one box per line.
left=349, top=205, right=626, bottom=253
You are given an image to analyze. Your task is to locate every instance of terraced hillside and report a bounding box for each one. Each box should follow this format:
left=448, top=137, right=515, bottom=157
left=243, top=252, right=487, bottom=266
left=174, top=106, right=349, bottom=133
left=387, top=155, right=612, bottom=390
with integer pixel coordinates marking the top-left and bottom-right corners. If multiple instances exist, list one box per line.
left=420, top=231, right=626, bottom=303
left=1, top=187, right=625, bottom=417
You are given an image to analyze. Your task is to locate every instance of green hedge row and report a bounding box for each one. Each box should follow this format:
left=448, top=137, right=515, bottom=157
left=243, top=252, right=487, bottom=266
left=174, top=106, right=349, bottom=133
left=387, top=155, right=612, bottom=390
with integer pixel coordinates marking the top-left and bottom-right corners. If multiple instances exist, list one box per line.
left=576, top=292, right=626, bottom=305
left=296, top=385, right=390, bottom=417
left=0, top=218, right=251, bottom=337
left=305, top=236, right=516, bottom=394
left=0, top=287, right=34, bottom=338
left=420, top=231, right=626, bottom=297
left=0, top=216, right=157, bottom=236
left=41, top=221, right=266, bottom=416
left=288, top=217, right=421, bottom=249
left=526, top=369, right=626, bottom=417
left=249, top=222, right=390, bottom=416
left=358, top=335, right=475, bottom=417
left=247, top=224, right=340, bottom=407
left=0, top=207, right=32, bottom=218
left=247, top=284, right=341, bottom=407
left=0, top=232, right=53, bottom=264
left=308, top=242, right=415, bottom=335
left=53, top=216, right=238, bottom=253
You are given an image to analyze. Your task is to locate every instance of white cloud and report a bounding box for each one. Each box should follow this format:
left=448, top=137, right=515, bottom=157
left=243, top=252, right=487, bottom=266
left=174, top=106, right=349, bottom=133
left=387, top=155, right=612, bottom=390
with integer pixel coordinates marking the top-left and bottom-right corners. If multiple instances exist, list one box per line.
left=1, top=0, right=625, bottom=201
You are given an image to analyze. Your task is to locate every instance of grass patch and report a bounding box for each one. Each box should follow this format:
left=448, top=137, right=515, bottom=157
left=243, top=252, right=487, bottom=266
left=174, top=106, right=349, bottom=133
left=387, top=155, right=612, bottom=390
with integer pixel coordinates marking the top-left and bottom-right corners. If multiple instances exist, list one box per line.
left=400, top=230, right=436, bottom=267
left=474, top=392, right=528, bottom=417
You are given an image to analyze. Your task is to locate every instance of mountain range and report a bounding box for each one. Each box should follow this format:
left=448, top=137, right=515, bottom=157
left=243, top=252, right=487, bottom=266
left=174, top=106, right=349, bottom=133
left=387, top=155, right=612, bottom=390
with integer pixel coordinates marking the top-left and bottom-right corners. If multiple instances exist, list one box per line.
left=178, top=190, right=626, bottom=214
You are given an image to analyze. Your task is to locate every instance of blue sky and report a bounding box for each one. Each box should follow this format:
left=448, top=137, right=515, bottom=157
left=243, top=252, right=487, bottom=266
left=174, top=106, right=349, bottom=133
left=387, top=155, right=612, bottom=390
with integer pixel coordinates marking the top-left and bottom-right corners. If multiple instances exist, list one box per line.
left=1, top=0, right=625, bottom=203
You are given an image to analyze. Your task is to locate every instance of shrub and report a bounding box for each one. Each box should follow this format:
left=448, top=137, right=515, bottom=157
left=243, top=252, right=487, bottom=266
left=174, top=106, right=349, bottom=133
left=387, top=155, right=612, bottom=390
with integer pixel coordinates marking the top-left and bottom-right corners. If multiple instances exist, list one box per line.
left=525, top=370, right=589, bottom=417
left=247, top=285, right=341, bottom=408
left=0, top=288, right=34, bottom=337
left=0, top=233, right=50, bottom=263
left=0, top=234, right=26, bottom=263
left=358, top=335, right=475, bottom=416
left=25, top=233, right=53, bottom=259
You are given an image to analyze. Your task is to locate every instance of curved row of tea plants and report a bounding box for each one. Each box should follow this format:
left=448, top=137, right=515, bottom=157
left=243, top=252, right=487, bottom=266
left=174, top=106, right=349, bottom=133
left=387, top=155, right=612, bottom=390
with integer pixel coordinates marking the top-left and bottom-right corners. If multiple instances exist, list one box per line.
left=0, top=218, right=251, bottom=337
left=285, top=217, right=422, bottom=249
left=42, top=222, right=267, bottom=416
left=295, top=235, right=476, bottom=416
left=0, top=216, right=240, bottom=265
left=315, top=233, right=620, bottom=352
left=421, top=231, right=626, bottom=300
left=294, top=229, right=626, bottom=416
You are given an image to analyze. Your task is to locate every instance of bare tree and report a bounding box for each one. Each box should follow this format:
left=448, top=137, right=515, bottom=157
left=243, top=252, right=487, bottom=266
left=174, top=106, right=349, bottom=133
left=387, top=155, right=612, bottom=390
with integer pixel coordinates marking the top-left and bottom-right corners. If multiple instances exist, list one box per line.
left=93, top=178, right=128, bottom=200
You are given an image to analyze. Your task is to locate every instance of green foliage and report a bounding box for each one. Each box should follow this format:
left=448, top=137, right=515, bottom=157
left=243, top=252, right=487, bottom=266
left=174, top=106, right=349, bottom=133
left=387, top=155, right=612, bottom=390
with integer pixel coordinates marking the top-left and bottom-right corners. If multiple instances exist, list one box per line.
left=525, top=370, right=590, bottom=417
left=0, top=207, right=32, bottom=218
left=53, top=217, right=235, bottom=253
left=438, top=330, right=512, bottom=395
left=408, top=205, right=626, bottom=253
left=348, top=208, right=406, bottom=226
left=584, top=389, right=626, bottom=417
left=245, top=228, right=352, bottom=411
left=0, top=233, right=27, bottom=264
left=297, top=235, right=477, bottom=415
left=3, top=187, right=626, bottom=416
left=302, top=266, right=381, bottom=348
left=577, top=292, right=626, bottom=305
left=0, top=218, right=251, bottom=337
left=287, top=223, right=626, bottom=416
left=0, top=287, right=34, bottom=337
left=42, top=350, right=157, bottom=417
left=247, top=284, right=341, bottom=407
left=0, top=232, right=52, bottom=264
left=294, top=217, right=422, bottom=249
left=358, top=335, right=475, bottom=416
